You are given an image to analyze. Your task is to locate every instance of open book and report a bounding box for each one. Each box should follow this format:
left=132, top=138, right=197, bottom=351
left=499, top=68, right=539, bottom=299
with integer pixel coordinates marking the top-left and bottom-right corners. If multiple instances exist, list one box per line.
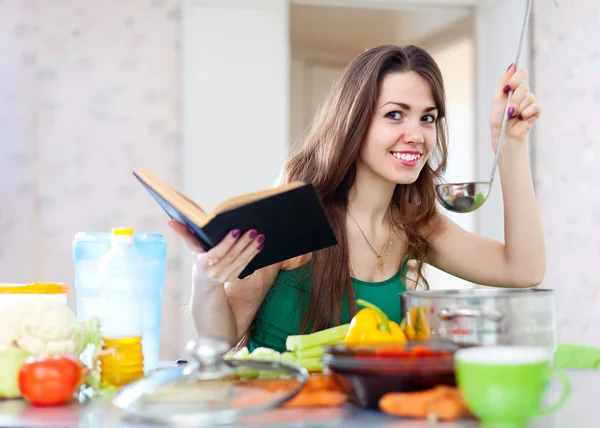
left=134, top=169, right=337, bottom=279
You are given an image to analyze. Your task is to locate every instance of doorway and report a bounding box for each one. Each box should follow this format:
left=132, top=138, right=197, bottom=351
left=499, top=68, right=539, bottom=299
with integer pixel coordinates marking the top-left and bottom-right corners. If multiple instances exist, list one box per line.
left=290, top=3, right=476, bottom=290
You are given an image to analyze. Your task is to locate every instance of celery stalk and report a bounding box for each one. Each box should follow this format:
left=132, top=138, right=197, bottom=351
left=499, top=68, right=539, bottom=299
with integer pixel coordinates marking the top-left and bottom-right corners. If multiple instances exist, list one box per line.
left=280, top=352, right=295, bottom=364
left=295, top=345, right=325, bottom=359
left=286, top=324, right=350, bottom=351
left=296, top=357, right=323, bottom=372
left=257, top=370, right=281, bottom=380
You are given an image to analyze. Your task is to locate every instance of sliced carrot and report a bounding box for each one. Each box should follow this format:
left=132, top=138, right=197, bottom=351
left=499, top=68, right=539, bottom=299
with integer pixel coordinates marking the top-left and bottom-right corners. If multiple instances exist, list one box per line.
left=284, top=390, right=347, bottom=408
left=232, top=373, right=347, bottom=408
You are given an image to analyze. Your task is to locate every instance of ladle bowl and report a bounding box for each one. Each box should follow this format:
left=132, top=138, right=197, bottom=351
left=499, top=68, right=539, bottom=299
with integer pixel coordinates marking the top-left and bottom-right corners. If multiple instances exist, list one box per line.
left=434, top=0, right=557, bottom=214
left=435, top=182, right=491, bottom=213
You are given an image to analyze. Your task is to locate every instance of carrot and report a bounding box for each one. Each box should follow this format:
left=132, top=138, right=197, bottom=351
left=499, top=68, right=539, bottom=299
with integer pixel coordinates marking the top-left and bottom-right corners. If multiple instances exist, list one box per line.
left=232, top=374, right=348, bottom=408
left=304, top=373, right=344, bottom=392
left=240, top=379, right=298, bottom=392
left=429, top=395, right=466, bottom=421
left=283, top=374, right=347, bottom=407
left=379, top=386, right=471, bottom=421
left=304, top=374, right=331, bottom=391
left=284, top=390, right=347, bottom=408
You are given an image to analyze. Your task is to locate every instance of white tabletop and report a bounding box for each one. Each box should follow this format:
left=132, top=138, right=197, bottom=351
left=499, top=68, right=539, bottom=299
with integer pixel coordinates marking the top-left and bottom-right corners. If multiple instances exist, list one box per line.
left=0, top=369, right=594, bottom=427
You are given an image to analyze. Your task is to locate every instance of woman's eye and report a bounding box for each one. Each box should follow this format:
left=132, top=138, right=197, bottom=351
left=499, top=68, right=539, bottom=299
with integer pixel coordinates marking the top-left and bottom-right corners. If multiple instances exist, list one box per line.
left=386, top=111, right=403, bottom=120
left=422, top=114, right=436, bottom=123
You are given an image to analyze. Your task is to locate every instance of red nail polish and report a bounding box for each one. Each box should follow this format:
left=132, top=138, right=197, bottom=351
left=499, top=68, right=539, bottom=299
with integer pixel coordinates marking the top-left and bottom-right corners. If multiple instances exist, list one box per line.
left=503, top=85, right=511, bottom=94
left=508, top=107, right=516, bottom=117
left=518, top=114, right=524, bottom=120
left=257, top=234, right=265, bottom=243
left=231, top=229, right=240, bottom=238
left=257, top=243, right=264, bottom=251
left=249, top=229, right=257, bottom=238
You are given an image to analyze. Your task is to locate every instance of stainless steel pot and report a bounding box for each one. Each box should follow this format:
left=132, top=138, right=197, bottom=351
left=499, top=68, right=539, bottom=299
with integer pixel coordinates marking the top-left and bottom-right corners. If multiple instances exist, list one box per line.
left=399, top=288, right=556, bottom=352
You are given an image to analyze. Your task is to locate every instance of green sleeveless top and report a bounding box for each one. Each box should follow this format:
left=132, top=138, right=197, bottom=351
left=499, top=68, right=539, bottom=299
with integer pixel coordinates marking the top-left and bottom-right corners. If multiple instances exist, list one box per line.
left=248, top=260, right=408, bottom=353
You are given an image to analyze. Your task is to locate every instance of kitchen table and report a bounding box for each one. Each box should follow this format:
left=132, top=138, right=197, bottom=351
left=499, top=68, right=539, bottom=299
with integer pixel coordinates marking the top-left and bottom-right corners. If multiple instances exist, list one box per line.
left=0, top=369, right=594, bottom=427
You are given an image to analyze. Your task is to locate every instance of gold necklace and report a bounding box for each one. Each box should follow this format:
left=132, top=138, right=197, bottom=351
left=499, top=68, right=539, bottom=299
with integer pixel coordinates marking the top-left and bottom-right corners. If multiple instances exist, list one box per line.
left=347, top=208, right=394, bottom=276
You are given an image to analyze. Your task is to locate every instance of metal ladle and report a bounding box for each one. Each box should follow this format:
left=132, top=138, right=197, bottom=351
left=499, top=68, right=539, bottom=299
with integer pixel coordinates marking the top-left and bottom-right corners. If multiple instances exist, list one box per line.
left=434, top=0, right=558, bottom=213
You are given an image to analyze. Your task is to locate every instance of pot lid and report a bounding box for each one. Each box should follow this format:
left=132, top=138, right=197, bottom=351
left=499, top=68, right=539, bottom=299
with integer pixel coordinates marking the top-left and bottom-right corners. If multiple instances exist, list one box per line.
left=112, top=336, right=309, bottom=426
left=401, top=288, right=554, bottom=298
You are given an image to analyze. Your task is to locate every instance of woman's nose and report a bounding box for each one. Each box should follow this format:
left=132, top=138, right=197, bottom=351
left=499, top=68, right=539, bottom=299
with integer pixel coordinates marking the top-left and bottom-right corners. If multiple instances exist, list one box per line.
left=403, top=121, right=425, bottom=144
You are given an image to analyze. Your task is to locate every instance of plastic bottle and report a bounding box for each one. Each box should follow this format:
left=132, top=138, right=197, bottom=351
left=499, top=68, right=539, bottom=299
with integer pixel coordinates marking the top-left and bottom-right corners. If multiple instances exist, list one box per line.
left=97, top=227, right=145, bottom=388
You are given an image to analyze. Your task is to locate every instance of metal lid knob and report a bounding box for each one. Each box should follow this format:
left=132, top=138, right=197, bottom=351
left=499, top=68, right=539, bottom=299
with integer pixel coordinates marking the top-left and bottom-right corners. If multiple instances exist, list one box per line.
left=183, top=336, right=232, bottom=378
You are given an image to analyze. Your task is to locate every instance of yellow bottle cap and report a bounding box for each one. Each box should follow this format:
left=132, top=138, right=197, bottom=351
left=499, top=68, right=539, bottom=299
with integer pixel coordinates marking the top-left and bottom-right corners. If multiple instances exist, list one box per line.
left=112, top=227, right=134, bottom=236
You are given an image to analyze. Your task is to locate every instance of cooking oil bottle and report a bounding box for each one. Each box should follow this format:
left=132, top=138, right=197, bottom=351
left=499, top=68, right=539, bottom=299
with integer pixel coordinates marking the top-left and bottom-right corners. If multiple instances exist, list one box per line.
left=97, top=227, right=145, bottom=388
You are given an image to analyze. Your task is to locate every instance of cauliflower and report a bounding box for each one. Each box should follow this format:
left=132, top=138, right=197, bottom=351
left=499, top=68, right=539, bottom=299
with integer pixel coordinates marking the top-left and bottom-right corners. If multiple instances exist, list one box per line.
left=0, top=299, right=88, bottom=356
left=0, top=299, right=109, bottom=397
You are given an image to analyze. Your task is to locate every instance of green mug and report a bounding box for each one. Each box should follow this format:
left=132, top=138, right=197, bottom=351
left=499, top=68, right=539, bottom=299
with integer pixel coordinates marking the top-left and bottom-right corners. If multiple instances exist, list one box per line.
left=455, top=346, right=571, bottom=426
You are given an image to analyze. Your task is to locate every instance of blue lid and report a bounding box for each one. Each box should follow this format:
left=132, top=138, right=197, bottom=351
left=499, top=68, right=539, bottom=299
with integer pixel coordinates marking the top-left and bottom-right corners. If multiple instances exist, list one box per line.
left=73, top=232, right=165, bottom=243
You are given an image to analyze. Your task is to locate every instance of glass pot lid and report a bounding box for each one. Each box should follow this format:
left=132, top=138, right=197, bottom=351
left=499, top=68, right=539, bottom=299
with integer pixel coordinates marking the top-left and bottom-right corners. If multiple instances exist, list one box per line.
left=112, top=336, right=309, bottom=426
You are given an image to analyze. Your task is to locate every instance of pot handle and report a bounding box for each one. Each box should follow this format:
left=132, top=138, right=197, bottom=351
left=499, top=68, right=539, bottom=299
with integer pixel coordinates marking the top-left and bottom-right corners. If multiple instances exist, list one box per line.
left=439, top=307, right=504, bottom=322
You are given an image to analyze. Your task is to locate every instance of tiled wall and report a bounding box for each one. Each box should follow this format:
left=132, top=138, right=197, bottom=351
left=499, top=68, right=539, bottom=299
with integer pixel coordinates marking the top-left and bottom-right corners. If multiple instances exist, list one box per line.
left=533, top=0, right=599, bottom=345
left=0, top=0, right=184, bottom=359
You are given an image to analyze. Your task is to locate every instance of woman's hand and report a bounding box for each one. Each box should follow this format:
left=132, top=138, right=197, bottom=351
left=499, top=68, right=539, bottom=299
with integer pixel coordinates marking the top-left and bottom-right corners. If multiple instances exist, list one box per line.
left=489, top=64, right=541, bottom=150
left=169, top=220, right=265, bottom=284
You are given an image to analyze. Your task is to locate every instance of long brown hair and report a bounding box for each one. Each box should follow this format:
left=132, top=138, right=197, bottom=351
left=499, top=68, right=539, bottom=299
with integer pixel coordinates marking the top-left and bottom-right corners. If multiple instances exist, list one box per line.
left=281, top=45, right=449, bottom=334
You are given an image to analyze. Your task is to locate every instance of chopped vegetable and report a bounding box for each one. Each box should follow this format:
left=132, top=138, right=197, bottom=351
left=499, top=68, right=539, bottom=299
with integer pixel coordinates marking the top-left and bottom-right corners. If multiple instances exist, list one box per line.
left=0, top=300, right=83, bottom=356
left=0, top=299, right=110, bottom=399
left=226, top=346, right=322, bottom=374
left=344, top=299, right=407, bottom=346
left=18, top=354, right=83, bottom=406
left=285, top=324, right=349, bottom=352
left=241, top=373, right=347, bottom=408
left=402, top=307, right=431, bottom=341
left=229, top=325, right=353, bottom=375
left=0, top=346, right=30, bottom=398
left=285, top=389, right=347, bottom=407
left=373, top=344, right=447, bottom=358
left=285, top=373, right=346, bottom=408
left=295, top=357, right=322, bottom=373
left=379, top=385, right=471, bottom=421
left=295, top=345, right=325, bottom=359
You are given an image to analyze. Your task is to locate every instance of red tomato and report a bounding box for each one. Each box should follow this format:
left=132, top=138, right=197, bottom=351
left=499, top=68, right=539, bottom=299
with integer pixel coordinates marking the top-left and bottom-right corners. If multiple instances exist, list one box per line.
left=18, top=354, right=83, bottom=406
left=410, top=346, right=436, bottom=357
left=374, top=346, right=410, bottom=358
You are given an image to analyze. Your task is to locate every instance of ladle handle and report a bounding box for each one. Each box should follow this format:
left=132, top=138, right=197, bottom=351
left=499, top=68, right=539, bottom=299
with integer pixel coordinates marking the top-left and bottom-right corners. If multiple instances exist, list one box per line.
left=488, top=0, right=534, bottom=183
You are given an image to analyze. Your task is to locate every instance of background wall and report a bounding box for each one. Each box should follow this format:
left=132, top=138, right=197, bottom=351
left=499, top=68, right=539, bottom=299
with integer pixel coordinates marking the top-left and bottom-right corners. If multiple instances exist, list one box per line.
left=0, top=0, right=184, bottom=359
left=533, top=0, right=600, bottom=346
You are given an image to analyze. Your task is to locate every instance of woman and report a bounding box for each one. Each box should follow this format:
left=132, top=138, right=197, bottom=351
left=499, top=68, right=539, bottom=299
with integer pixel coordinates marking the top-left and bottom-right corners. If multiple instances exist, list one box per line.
left=170, top=45, right=545, bottom=352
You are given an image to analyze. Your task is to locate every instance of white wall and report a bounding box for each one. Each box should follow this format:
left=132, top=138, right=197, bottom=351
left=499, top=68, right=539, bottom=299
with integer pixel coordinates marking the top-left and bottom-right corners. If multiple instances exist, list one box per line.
left=180, top=0, right=291, bottom=350
left=533, top=0, right=600, bottom=346
left=0, top=0, right=183, bottom=360
left=473, top=0, right=531, bottom=244
left=426, top=37, right=476, bottom=290
left=290, top=54, right=346, bottom=145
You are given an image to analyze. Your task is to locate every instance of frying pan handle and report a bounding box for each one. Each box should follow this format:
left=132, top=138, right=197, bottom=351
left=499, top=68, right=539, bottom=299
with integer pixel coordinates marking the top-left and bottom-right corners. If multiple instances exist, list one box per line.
left=439, top=307, right=504, bottom=322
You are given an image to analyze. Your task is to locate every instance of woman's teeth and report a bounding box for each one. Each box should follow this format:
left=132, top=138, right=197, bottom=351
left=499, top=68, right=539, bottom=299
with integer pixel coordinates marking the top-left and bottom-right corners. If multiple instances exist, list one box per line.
left=391, top=152, right=421, bottom=161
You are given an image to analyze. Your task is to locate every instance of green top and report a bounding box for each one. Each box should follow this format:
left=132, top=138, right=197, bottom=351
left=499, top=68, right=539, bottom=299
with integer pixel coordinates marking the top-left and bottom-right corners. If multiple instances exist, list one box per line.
left=248, top=260, right=408, bottom=352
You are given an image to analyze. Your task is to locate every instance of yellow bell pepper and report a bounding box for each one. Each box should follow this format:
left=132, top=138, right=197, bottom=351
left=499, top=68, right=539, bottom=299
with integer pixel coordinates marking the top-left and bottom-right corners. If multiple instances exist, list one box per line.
left=344, top=299, right=407, bottom=346
left=401, top=307, right=431, bottom=341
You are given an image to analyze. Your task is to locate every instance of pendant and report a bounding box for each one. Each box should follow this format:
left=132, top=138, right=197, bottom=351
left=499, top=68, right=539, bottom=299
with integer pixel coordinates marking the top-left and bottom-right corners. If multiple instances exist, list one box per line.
left=377, top=254, right=384, bottom=273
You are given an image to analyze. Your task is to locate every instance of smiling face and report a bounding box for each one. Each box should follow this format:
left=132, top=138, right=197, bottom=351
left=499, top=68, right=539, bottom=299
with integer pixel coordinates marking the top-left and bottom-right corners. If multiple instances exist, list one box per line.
left=358, top=71, right=438, bottom=185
